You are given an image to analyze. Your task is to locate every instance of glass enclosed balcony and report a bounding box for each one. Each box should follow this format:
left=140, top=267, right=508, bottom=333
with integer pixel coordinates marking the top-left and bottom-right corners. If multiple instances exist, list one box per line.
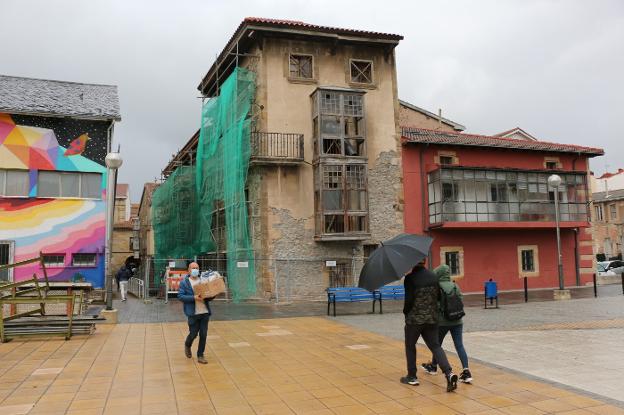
left=427, top=167, right=589, bottom=225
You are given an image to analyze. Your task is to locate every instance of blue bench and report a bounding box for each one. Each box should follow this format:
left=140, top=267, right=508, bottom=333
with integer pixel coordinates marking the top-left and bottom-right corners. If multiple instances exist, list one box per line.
left=326, top=287, right=377, bottom=317
left=373, top=285, right=405, bottom=314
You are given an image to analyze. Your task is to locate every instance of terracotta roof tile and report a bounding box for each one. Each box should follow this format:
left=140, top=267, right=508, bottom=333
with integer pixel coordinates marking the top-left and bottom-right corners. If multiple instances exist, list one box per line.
left=401, top=127, right=604, bottom=156
left=243, top=17, right=403, bottom=40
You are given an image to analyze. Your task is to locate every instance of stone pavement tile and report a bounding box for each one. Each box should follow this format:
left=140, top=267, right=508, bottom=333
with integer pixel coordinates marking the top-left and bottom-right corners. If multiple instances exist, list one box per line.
left=0, top=403, right=34, bottom=415
left=556, top=410, right=599, bottom=415
left=252, top=402, right=295, bottom=414
left=66, top=408, right=104, bottom=415
left=366, top=399, right=408, bottom=413
left=498, top=404, right=546, bottom=415
left=319, top=394, right=360, bottom=409
left=68, top=398, right=107, bottom=410
left=477, top=395, right=520, bottom=408
left=329, top=404, right=374, bottom=414
left=586, top=406, right=624, bottom=414
left=529, top=398, right=579, bottom=412
left=412, top=404, right=459, bottom=415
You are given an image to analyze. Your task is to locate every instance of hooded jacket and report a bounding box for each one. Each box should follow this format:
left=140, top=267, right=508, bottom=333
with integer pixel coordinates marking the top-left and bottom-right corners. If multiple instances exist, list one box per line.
left=435, top=264, right=463, bottom=326
left=403, top=265, right=439, bottom=325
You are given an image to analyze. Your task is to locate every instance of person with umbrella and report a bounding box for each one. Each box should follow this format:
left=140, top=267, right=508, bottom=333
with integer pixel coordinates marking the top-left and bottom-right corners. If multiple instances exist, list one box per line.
left=359, top=234, right=458, bottom=392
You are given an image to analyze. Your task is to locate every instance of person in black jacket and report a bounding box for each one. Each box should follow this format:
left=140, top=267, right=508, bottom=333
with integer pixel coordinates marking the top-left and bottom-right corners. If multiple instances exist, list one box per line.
left=115, top=265, right=132, bottom=302
left=401, top=259, right=458, bottom=392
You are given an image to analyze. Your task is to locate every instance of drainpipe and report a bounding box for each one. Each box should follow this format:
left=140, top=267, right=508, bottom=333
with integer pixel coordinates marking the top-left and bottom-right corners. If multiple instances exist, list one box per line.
left=106, top=121, right=115, bottom=153
left=419, top=143, right=433, bottom=267
left=574, top=228, right=580, bottom=286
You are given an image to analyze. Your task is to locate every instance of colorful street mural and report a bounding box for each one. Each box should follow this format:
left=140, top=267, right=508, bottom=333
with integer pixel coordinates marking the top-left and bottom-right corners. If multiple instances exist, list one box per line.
left=0, top=113, right=108, bottom=287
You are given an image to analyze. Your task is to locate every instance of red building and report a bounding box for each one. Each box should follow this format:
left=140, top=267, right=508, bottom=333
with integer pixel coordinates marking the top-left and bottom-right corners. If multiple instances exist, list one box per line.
left=402, top=127, right=604, bottom=293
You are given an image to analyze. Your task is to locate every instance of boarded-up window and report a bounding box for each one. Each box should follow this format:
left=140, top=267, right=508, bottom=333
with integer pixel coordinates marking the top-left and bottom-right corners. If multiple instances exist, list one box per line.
left=350, top=60, right=373, bottom=84
left=289, top=54, right=313, bottom=79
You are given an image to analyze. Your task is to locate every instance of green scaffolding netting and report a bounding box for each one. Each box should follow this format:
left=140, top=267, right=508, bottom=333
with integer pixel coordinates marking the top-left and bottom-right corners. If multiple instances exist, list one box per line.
left=152, top=67, right=256, bottom=301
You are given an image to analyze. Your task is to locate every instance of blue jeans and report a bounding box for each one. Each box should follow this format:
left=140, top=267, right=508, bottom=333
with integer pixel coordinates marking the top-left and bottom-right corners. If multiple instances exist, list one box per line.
left=432, top=324, right=469, bottom=369
left=185, top=313, right=209, bottom=357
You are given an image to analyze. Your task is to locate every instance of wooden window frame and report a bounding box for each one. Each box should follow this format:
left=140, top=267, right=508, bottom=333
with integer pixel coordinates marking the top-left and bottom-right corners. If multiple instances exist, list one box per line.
left=434, top=151, right=459, bottom=165
left=517, top=245, right=539, bottom=277
left=543, top=157, right=562, bottom=170
left=288, top=53, right=315, bottom=82
left=440, top=246, right=464, bottom=279
left=349, top=59, right=374, bottom=85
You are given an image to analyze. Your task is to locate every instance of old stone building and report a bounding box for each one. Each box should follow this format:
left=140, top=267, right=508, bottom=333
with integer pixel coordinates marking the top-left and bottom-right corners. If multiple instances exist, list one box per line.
left=111, top=183, right=139, bottom=274
left=157, top=18, right=406, bottom=300
left=592, top=188, right=624, bottom=259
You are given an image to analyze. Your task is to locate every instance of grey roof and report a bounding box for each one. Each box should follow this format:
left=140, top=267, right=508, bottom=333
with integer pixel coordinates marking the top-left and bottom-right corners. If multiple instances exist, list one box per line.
left=399, top=99, right=466, bottom=131
left=0, top=75, right=120, bottom=121
left=593, top=188, right=624, bottom=202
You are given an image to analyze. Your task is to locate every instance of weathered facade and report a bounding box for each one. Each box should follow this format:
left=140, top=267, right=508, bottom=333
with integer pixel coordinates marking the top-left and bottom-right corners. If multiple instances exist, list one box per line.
left=591, top=189, right=624, bottom=259
left=111, top=183, right=139, bottom=273
left=160, top=18, right=405, bottom=300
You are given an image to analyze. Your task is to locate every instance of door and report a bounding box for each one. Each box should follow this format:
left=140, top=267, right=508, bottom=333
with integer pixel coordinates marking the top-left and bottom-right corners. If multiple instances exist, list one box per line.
left=0, top=241, right=15, bottom=282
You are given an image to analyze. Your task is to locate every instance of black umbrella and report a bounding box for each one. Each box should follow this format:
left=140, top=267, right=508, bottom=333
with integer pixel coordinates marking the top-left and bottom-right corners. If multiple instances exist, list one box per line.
left=358, top=234, right=433, bottom=292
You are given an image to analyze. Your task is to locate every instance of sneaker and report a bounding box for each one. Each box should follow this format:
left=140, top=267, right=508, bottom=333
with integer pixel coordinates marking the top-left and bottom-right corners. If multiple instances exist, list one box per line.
left=421, top=362, right=438, bottom=375
left=460, top=368, right=473, bottom=383
left=197, top=356, right=208, bottom=364
left=121, top=298, right=127, bottom=302
left=400, top=375, right=419, bottom=386
left=184, top=346, right=192, bottom=358
left=446, top=373, right=458, bottom=392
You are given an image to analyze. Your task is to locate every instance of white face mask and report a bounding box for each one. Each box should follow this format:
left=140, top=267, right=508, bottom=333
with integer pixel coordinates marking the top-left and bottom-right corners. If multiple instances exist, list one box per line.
left=190, top=269, right=200, bottom=277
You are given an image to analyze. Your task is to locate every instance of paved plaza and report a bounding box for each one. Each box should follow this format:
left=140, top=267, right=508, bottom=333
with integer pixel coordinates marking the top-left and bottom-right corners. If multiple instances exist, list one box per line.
left=1, top=315, right=624, bottom=415
left=338, top=291, right=624, bottom=406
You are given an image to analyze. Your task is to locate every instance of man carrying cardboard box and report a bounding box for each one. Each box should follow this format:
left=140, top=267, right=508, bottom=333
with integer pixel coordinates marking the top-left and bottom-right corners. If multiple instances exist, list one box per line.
left=178, top=262, right=214, bottom=364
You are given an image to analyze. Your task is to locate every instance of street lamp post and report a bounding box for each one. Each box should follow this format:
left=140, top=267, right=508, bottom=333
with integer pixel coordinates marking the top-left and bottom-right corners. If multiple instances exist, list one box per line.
left=548, top=174, right=564, bottom=291
left=105, top=152, right=123, bottom=311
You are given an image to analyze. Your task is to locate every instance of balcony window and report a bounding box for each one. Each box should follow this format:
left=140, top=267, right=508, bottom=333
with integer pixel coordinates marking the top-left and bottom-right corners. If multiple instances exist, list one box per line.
left=312, top=89, right=366, bottom=158
left=428, top=167, right=588, bottom=223
left=315, top=164, right=369, bottom=236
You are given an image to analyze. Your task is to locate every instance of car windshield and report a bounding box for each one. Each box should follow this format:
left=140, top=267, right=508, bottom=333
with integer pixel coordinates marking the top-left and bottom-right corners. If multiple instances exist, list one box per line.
left=597, top=262, right=609, bottom=272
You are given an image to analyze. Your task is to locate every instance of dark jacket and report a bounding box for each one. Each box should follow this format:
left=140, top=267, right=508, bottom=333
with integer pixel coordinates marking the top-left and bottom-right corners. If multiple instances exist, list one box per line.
left=403, top=265, right=439, bottom=325
left=434, top=264, right=464, bottom=326
left=178, top=276, right=212, bottom=317
left=116, top=266, right=132, bottom=283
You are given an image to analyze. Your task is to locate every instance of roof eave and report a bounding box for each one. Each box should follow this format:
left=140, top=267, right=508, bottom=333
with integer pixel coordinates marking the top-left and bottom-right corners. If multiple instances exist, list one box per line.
left=198, top=21, right=401, bottom=94
left=1, top=108, right=121, bottom=122
left=401, top=137, right=604, bottom=157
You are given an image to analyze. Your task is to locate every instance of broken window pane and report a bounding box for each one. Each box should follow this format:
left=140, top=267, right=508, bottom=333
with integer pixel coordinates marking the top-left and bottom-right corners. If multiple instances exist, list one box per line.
left=325, top=214, right=345, bottom=233
left=350, top=60, right=373, bottom=84
left=320, top=91, right=340, bottom=114
left=289, top=54, right=313, bottom=79
left=320, top=115, right=341, bottom=136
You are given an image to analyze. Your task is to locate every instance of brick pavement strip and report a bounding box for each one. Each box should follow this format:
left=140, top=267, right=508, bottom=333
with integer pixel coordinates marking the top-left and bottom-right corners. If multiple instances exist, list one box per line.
left=0, top=318, right=623, bottom=415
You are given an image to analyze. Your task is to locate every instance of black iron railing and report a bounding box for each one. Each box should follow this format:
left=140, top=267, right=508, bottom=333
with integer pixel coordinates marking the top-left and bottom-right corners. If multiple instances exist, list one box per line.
left=250, top=132, right=304, bottom=162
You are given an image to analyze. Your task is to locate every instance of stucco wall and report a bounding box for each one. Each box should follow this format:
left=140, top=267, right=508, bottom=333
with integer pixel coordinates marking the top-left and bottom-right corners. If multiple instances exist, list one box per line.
left=398, top=104, right=457, bottom=132
left=246, top=36, right=403, bottom=299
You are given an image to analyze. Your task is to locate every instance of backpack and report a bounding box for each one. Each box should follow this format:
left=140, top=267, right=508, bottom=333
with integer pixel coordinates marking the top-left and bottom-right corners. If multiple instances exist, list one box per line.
left=440, top=284, right=465, bottom=321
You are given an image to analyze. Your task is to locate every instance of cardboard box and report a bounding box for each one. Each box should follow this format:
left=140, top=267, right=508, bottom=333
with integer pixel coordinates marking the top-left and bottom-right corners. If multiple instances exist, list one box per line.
left=194, top=274, right=226, bottom=298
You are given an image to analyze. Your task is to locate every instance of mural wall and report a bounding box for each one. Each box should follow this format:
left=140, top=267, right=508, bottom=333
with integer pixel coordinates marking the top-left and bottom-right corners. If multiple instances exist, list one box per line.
left=0, top=113, right=109, bottom=287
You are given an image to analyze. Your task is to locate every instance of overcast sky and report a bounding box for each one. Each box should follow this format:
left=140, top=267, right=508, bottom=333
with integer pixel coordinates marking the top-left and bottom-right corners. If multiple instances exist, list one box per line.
left=2, top=0, right=622, bottom=201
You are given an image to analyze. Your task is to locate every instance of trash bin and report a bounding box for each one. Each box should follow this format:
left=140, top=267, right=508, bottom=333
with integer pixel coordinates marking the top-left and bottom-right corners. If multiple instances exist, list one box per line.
left=484, top=279, right=499, bottom=309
